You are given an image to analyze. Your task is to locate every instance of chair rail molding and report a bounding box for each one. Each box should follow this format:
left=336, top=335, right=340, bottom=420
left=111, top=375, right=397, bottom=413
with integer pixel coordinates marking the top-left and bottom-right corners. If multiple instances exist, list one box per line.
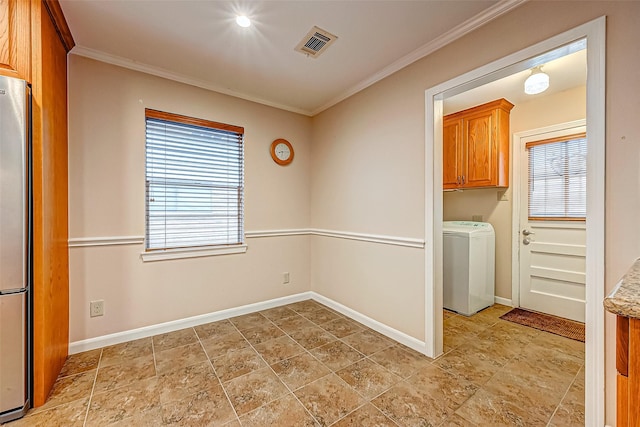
left=70, top=229, right=426, bottom=249
left=68, top=236, right=145, bottom=247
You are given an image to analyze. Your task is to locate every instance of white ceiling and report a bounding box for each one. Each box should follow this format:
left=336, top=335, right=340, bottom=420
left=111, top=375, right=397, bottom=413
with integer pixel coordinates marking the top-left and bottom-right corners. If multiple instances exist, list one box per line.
left=59, top=0, right=526, bottom=116
left=444, top=48, right=587, bottom=114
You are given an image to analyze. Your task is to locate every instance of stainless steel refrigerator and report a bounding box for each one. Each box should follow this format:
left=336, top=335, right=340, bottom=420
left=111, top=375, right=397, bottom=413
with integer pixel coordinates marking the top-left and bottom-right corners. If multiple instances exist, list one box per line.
left=0, top=75, right=31, bottom=423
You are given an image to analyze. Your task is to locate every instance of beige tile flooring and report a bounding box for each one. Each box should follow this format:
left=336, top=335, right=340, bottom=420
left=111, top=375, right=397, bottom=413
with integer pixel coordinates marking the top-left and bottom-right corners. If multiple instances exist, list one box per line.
left=8, top=300, right=585, bottom=426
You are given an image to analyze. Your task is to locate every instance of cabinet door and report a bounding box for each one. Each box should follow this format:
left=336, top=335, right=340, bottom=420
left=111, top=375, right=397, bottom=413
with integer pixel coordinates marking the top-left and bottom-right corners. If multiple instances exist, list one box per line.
left=31, top=0, right=72, bottom=407
left=0, top=0, right=30, bottom=81
left=463, top=109, right=496, bottom=188
left=443, top=118, right=462, bottom=189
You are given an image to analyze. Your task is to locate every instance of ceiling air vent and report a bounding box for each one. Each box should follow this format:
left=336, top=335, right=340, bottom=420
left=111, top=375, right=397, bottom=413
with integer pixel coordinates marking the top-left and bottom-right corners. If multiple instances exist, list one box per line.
left=295, top=26, right=338, bottom=58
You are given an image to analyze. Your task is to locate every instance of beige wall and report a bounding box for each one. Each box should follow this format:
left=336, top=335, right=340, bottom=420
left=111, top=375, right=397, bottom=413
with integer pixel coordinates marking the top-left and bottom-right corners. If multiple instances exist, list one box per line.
left=68, top=55, right=312, bottom=342
left=443, top=188, right=512, bottom=299
left=68, top=2, right=640, bottom=423
left=443, top=86, right=587, bottom=300
left=309, top=76, right=426, bottom=338
left=310, top=3, right=639, bottom=424
left=511, top=86, right=587, bottom=135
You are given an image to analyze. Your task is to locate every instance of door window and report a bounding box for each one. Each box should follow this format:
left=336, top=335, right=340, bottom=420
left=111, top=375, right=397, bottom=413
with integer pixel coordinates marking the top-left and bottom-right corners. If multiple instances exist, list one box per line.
left=526, top=133, right=586, bottom=220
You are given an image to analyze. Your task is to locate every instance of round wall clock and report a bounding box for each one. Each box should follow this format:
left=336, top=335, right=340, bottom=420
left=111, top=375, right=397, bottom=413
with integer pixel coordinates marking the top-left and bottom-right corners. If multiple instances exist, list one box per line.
left=270, top=138, right=294, bottom=165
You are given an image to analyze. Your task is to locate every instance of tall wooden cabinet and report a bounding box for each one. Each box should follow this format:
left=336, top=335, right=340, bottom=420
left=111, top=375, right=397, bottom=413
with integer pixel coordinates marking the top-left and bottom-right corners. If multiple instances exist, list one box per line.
left=443, top=98, right=514, bottom=190
left=2, top=0, right=74, bottom=407
left=31, top=0, right=74, bottom=407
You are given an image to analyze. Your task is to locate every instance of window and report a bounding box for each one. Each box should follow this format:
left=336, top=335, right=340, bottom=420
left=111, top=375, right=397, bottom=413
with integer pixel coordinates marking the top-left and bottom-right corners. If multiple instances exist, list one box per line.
left=145, top=109, right=244, bottom=254
left=527, top=133, right=586, bottom=220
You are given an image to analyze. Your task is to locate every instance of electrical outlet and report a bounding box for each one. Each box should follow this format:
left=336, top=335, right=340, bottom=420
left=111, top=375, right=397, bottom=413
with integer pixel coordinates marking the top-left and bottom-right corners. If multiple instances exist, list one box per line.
left=90, top=300, right=104, bottom=317
left=283, top=272, right=290, bottom=284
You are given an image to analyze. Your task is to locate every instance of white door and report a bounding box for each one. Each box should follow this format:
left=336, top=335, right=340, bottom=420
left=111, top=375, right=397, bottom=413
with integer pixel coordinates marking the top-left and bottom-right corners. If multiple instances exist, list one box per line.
left=518, top=123, right=586, bottom=322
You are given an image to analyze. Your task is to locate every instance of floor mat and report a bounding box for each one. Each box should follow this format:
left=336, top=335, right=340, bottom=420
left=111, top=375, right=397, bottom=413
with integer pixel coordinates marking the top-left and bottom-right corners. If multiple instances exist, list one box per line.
left=499, top=308, right=585, bottom=342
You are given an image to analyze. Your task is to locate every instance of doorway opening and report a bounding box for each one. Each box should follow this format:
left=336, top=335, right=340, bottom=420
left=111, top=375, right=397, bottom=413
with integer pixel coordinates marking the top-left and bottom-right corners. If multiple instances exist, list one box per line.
left=424, top=17, right=605, bottom=425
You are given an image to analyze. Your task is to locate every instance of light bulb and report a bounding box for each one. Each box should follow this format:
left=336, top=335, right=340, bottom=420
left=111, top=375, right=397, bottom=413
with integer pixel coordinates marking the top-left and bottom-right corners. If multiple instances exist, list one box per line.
left=236, top=15, right=251, bottom=28
left=524, top=67, right=549, bottom=95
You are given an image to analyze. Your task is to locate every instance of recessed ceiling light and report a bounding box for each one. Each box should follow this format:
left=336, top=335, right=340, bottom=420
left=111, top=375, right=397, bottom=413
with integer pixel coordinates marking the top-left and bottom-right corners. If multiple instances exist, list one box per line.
left=236, top=15, right=251, bottom=28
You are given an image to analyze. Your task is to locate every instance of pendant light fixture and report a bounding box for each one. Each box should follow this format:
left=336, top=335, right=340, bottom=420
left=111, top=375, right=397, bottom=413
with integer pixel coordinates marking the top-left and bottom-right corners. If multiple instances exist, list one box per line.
left=524, top=66, right=550, bottom=95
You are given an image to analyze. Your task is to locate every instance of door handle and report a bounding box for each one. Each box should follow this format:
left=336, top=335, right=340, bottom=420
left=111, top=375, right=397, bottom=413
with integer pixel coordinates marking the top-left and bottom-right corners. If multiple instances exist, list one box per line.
left=523, top=237, right=531, bottom=245
left=522, top=229, right=535, bottom=236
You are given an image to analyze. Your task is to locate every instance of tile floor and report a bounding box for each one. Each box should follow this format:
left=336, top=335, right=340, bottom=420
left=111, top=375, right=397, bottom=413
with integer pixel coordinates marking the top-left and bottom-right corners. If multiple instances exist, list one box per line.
left=7, top=300, right=585, bottom=426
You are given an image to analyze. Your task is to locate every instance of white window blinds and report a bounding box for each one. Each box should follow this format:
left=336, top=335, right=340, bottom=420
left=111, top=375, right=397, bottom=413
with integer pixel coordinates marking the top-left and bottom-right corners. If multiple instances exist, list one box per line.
left=145, top=109, right=244, bottom=251
left=527, top=133, right=586, bottom=220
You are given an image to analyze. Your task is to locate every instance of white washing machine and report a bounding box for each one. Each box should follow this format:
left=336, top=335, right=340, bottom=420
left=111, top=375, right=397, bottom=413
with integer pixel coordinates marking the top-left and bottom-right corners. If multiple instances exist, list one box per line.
left=443, top=221, right=495, bottom=316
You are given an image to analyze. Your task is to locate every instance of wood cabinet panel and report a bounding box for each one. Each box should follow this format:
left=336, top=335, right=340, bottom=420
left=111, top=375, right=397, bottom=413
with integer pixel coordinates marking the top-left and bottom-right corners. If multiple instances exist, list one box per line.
left=630, top=318, right=640, bottom=425
left=0, top=0, right=30, bottom=81
left=617, top=373, right=628, bottom=427
left=443, top=118, right=462, bottom=188
left=30, top=0, right=73, bottom=407
left=618, top=316, right=629, bottom=376
left=465, top=110, right=494, bottom=188
left=443, top=98, right=513, bottom=190
left=616, top=316, right=640, bottom=426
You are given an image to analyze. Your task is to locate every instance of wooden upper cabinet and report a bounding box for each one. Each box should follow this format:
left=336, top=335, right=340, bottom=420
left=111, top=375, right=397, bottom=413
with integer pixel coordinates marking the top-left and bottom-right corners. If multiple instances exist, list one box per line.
left=0, top=0, right=31, bottom=81
left=443, top=118, right=463, bottom=188
left=443, top=98, right=514, bottom=190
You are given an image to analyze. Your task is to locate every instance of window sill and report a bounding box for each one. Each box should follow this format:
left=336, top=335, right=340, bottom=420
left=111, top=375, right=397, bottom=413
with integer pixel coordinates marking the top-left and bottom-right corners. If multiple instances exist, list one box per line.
left=140, top=244, right=247, bottom=262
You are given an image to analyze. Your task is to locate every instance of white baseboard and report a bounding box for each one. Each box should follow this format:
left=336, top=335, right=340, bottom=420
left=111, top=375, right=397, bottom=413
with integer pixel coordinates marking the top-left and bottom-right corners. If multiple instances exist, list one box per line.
left=494, top=296, right=513, bottom=307
left=69, top=292, right=313, bottom=354
left=310, top=292, right=426, bottom=354
left=69, top=291, right=427, bottom=356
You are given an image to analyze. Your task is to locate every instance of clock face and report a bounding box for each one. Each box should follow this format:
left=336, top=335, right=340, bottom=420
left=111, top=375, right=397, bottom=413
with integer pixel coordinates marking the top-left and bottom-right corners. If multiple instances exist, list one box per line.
left=275, top=143, right=290, bottom=161
left=270, top=139, right=294, bottom=165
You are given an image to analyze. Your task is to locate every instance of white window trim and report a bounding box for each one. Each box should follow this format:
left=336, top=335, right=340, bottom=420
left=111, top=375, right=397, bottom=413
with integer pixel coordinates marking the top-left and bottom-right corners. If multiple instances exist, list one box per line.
left=140, top=243, right=247, bottom=262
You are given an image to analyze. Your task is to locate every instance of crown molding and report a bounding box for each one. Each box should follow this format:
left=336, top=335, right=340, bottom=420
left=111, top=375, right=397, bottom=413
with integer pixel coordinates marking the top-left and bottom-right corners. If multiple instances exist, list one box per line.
left=310, top=0, right=528, bottom=115
left=69, top=0, right=526, bottom=117
left=69, top=46, right=313, bottom=116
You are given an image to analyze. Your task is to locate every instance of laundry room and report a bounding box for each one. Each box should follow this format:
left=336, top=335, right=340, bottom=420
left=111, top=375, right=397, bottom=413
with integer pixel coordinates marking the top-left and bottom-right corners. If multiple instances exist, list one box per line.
left=441, top=47, right=587, bottom=316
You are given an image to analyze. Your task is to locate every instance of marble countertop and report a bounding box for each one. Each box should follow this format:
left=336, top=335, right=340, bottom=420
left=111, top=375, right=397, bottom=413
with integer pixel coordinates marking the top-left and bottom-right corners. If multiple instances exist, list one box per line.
left=604, top=258, right=640, bottom=319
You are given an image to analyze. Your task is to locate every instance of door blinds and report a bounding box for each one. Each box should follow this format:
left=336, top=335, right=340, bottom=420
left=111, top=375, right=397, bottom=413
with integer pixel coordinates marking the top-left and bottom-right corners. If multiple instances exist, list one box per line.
left=526, top=133, right=586, bottom=220
left=145, top=109, right=244, bottom=251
